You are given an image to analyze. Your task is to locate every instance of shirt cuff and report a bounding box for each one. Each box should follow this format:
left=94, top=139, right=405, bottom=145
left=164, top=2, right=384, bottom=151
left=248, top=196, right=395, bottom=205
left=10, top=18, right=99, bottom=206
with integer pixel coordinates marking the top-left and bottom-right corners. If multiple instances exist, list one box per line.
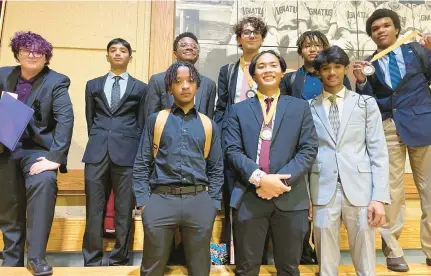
left=357, top=78, right=367, bottom=90
left=135, top=194, right=150, bottom=208
left=249, top=169, right=267, bottom=186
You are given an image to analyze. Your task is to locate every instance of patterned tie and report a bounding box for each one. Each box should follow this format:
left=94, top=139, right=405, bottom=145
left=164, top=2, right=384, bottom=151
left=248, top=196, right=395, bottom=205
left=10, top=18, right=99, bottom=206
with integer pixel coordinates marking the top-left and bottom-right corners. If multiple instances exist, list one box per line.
left=388, top=51, right=401, bottom=89
left=111, top=76, right=121, bottom=111
left=328, top=95, right=340, bottom=140
left=258, top=97, right=274, bottom=174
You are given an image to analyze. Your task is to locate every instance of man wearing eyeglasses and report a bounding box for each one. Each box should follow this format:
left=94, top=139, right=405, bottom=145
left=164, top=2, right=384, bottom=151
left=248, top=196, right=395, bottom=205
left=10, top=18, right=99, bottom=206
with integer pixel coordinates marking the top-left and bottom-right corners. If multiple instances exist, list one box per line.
left=143, top=32, right=216, bottom=122
left=0, top=31, right=74, bottom=276
left=142, top=32, right=216, bottom=265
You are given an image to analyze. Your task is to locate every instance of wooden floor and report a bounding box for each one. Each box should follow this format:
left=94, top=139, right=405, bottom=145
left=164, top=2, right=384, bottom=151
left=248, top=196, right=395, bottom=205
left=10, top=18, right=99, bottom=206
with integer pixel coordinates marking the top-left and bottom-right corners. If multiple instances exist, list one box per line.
left=1, top=264, right=431, bottom=276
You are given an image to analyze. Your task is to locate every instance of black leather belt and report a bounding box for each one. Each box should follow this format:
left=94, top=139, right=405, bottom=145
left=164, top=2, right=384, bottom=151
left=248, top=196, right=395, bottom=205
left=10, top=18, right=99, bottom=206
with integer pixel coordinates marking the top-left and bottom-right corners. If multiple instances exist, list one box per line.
left=151, top=185, right=206, bottom=195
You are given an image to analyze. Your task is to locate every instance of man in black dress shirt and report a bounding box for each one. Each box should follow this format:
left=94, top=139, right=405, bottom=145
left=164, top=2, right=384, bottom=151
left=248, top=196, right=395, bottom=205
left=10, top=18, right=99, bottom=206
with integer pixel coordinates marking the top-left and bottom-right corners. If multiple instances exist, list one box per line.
left=133, top=61, right=223, bottom=276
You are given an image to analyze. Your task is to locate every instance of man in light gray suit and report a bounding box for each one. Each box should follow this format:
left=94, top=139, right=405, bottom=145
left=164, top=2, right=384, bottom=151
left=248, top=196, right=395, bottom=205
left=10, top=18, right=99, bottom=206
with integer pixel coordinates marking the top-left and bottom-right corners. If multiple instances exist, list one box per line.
left=143, top=32, right=216, bottom=122
left=308, top=46, right=390, bottom=276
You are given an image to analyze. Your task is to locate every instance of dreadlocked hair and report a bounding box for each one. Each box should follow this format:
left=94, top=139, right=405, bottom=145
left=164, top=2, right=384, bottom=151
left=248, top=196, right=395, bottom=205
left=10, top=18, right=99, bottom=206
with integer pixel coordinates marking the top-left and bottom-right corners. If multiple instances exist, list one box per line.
left=164, top=61, right=201, bottom=89
left=296, top=31, right=330, bottom=55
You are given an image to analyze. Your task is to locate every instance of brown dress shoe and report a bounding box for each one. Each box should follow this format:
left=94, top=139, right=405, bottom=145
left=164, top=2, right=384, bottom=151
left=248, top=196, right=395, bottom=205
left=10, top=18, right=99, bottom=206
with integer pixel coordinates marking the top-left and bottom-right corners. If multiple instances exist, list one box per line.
left=426, top=258, right=431, bottom=266
left=386, top=257, right=409, bottom=272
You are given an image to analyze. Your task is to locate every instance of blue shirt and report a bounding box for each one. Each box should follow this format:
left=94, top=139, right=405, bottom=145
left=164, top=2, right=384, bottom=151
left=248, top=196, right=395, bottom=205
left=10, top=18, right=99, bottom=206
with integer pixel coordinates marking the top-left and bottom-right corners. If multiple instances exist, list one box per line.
left=104, top=71, right=128, bottom=106
left=299, top=67, right=323, bottom=100
left=133, top=104, right=223, bottom=208
left=377, top=46, right=407, bottom=89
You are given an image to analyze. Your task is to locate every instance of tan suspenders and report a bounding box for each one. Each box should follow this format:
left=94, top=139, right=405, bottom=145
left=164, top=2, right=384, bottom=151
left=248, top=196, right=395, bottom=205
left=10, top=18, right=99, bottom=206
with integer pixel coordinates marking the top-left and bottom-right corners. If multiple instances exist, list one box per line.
left=152, top=109, right=212, bottom=159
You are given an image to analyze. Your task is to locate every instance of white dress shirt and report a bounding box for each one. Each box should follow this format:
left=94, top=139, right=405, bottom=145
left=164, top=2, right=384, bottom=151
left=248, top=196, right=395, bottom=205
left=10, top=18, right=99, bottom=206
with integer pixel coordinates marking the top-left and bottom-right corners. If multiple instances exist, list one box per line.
left=234, top=64, right=258, bottom=104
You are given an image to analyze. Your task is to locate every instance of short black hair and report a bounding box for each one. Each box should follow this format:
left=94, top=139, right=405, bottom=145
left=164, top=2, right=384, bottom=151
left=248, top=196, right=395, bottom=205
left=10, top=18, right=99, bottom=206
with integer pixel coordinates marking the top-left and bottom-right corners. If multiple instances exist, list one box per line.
left=296, top=31, right=330, bottom=55
left=312, top=46, right=350, bottom=71
left=173, top=32, right=199, bottom=52
left=164, top=61, right=201, bottom=89
left=234, top=16, right=268, bottom=40
left=366, top=9, right=401, bottom=38
left=249, top=50, right=287, bottom=77
left=107, top=38, right=132, bottom=56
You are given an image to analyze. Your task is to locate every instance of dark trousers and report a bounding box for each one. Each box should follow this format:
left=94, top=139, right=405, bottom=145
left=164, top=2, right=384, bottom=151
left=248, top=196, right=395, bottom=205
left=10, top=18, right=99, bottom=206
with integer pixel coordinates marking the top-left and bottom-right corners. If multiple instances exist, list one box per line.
left=141, top=191, right=217, bottom=276
left=0, top=151, right=58, bottom=266
left=233, top=190, right=309, bottom=276
left=82, top=154, right=133, bottom=266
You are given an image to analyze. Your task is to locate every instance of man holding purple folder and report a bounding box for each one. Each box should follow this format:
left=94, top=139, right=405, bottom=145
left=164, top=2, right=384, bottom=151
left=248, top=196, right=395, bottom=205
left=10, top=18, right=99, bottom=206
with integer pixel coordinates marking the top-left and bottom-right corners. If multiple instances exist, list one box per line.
left=0, top=31, right=74, bottom=276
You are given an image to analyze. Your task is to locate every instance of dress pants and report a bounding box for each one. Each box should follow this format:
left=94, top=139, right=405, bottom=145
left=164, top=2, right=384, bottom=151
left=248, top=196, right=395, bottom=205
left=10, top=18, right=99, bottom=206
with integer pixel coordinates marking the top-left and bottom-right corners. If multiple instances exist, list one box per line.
left=0, top=150, right=58, bottom=266
left=233, top=189, right=308, bottom=276
left=141, top=190, right=217, bottom=276
left=82, top=154, right=134, bottom=266
left=379, top=119, right=431, bottom=259
left=313, top=183, right=376, bottom=276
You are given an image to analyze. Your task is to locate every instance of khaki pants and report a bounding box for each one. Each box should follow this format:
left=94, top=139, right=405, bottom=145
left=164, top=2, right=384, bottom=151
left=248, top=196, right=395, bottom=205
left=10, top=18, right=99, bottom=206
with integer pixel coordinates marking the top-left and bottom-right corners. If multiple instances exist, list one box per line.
left=379, top=119, right=431, bottom=259
left=314, top=183, right=376, bottom=276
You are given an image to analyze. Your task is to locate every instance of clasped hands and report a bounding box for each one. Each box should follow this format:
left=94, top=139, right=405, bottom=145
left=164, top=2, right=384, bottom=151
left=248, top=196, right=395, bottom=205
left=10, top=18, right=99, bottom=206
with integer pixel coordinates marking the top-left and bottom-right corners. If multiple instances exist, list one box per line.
left=256, top=174, right=291, bottom=200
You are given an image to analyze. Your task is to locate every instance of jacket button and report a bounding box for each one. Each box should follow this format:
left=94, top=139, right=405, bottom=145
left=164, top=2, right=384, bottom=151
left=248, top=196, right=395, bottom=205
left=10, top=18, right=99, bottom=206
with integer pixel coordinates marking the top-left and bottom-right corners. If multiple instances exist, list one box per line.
left=109, top=130, right=112, bottom=134
left=333, top=170, right=337, bottom=174
left=393, top=109, right=397, bottom=112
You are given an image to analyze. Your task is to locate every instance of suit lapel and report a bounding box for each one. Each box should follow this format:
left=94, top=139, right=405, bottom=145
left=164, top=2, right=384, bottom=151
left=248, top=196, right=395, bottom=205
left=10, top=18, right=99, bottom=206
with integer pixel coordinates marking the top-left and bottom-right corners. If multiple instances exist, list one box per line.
left=337, top=90, right=357, bottom=144
left=26, top=67, right=49, bottom=107
left=195, top=76, right=203, bottom=111
left=271, top=96, right=290, bottom=143
left=98, top=74, right=110, bottom=111
left=111, top=76, right=136, bottom=114
left=294, top=72, right=305, bottom=99
left=6, top=66, right=20, bottom=93
left=229, top=61, right=240, bottom=104
left=248, top=97, right=263, bottom=128
left=312, top=94, right=336, bottom=143
left=397, top=45, right=414, bottom=88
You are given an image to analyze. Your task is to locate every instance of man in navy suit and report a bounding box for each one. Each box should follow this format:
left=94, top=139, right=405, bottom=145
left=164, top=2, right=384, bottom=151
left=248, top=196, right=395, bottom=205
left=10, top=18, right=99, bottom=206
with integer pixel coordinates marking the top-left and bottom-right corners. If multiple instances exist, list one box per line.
left=82, top=38, right=147, bottom=266
left=225, top=50, right=318, bottom=276
left=354, top=8, right=431, bottom=272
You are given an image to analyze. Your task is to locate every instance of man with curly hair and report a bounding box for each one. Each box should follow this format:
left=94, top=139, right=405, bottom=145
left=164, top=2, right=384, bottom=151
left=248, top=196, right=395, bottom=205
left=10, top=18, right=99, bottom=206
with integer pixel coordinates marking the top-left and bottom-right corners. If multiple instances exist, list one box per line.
left=0, top=31, right=74, bottom=276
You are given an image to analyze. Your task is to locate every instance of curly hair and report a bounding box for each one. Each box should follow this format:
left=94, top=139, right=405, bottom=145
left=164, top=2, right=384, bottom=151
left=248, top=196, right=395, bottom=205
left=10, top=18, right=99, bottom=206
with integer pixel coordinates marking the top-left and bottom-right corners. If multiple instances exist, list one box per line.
left=366, top=9, right=401, bottom=38
left=234, top=16, right=268, bottom=40
left=296, top=31, right=330, bottom=55
left=164, top=61, right=201, bottom=90
left=10, top=31, right=53, bottom=65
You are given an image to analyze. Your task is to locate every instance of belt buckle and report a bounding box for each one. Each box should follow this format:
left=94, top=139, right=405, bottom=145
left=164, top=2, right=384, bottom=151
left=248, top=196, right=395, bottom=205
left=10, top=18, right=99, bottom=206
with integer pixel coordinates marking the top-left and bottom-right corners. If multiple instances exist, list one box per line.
left=172, top=186, right=182, bottom=195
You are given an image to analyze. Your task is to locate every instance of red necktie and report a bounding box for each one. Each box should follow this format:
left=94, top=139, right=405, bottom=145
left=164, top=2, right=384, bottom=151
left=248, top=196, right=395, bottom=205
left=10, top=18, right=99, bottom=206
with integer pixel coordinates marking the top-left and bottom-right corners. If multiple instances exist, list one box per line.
left=258, top=98, right=274, bottom=174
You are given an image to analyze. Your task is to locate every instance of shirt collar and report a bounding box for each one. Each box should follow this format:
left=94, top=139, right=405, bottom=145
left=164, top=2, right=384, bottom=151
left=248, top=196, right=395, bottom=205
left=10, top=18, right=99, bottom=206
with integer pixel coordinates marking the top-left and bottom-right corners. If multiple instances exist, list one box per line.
left=299, top=66, right=317, bottom=76
left=108, top=71, right=129, bottom=80
left=171, top=103, right=197, bottom=116
left=18, top=70, right=43, bottom=84
left=323, top=86, right=345, bottom=100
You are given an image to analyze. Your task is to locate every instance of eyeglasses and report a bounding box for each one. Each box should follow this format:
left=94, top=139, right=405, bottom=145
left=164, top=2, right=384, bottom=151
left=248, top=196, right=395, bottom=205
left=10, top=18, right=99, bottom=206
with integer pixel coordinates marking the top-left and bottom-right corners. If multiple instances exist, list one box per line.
left=241, top=30, right=262, bottom=38
left=178, top=43, right=199, bottom=51
left=19, top=49, right=44, bottom=58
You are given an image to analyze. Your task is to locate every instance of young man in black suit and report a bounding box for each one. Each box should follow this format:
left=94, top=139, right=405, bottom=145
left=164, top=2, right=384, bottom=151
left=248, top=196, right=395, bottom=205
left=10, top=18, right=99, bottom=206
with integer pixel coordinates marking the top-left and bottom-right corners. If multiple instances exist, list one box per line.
left=82, top=38, right=147, bottom=266
left=143, top=32, right=216, bottom=121
left=0, top=31, right=74, bottom=276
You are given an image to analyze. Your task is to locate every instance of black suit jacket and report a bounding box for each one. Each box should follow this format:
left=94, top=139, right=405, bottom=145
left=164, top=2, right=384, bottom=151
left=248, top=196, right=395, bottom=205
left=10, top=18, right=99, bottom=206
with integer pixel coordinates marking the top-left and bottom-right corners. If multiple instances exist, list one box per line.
left=0, top=66, right=74, bottom=173
left=143, top=71, right=216, bottom=122
left=82, top=74, right=147, bottom=167
left=225, top=95, right=318, bottom=211
left=214, top=61, right=240, bottom=126
left=280, top=70, right=352, bottom=98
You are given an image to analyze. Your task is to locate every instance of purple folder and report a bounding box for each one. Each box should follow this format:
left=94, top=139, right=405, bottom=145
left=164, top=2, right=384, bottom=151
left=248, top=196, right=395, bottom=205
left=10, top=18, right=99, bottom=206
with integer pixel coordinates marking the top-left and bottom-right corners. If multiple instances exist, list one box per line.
left=0, top=92, right=34, bottom=151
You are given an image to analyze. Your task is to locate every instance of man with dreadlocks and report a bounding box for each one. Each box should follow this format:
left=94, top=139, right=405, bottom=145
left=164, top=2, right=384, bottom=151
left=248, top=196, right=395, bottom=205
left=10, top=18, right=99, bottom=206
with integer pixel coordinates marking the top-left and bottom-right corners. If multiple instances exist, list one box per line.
left=0, top=31, right=74, bottom=276
left=133, top=61, right=223, bottom=276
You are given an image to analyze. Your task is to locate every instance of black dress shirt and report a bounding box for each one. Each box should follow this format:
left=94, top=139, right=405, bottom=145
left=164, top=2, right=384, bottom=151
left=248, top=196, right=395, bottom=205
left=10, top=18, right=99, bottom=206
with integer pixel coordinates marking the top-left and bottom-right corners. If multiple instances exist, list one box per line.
left=133, top=104, right=223, bottom=209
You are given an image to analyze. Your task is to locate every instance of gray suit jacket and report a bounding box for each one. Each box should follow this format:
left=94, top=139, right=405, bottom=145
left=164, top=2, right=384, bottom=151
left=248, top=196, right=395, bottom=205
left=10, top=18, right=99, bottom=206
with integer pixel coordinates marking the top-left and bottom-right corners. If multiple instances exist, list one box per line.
left=143, top=71, right=216, bottom=123
left=309, top=89, right=390, bottom=207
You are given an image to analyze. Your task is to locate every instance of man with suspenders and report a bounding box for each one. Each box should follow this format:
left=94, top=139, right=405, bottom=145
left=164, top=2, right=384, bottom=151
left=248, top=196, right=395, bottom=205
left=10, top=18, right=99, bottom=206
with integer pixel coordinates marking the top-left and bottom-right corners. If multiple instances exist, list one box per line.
left=133, top=61, right=223, bottom=276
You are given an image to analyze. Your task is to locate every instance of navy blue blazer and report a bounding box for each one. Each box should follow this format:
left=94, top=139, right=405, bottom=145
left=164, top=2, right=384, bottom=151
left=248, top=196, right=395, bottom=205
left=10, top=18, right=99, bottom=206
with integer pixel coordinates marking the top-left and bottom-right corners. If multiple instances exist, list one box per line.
left=358, top=43, right=431, bottom=147
left=224, top=95, right=318, bottom=211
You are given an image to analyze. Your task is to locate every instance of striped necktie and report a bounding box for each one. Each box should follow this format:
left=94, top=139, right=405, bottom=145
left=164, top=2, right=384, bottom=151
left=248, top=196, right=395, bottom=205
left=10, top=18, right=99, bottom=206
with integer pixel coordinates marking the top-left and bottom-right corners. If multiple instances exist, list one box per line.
left=388, top=51, right=401, bottom=89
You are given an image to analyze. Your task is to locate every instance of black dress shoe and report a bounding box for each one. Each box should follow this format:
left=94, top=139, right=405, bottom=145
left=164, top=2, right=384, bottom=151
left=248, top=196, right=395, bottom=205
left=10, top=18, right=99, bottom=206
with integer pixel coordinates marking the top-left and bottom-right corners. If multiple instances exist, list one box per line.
left=426, top=258, right=431, bottom=266
left=386, top=257, right=409, bottom=272
left=26, top=258, right=53, bottom=276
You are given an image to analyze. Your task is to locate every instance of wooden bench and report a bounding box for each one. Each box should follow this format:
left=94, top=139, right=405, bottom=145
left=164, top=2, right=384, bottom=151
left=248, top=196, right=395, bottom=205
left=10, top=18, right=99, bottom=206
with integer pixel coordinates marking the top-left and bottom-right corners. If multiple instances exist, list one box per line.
left=1, top=264, right=431, bottom=275
left=58, top=170, right=420, bottom=199
left=0, top=200, right=423, bottom=252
